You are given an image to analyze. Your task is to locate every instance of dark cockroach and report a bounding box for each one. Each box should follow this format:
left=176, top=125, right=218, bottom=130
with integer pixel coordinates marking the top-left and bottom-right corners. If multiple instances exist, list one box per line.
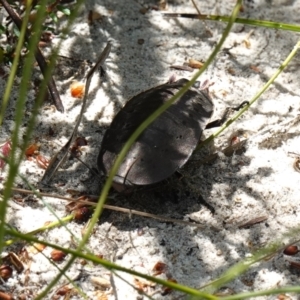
left=98, top=78, right=247, bottom=192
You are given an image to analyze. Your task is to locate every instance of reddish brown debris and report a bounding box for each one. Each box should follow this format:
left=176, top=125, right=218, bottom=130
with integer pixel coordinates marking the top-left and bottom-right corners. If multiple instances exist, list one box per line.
left=73, top=206, right=93, bottom=223
left=70, top=81, right=85, bottom=98
left=152, top=261, right=167, bottom=276
left=51, top=249, right=67, bottom=262
left=2, top=252, right=24, bottom=273
left=74, top=137, right=88, bottom=148
left=283, top=245, right=299, bottom=256
left=25, top=143, right=39, bottom=157
left=0, top=140, right=11, bottom=170
left=0, top=265, right=13, bottom=280
left=55, top=285, right=72, bottom=296
left=230, top=136, right=240, bottom=146
left=35, top=154, right=50, bottom=169
left=70, top=137, right=88, bottom=158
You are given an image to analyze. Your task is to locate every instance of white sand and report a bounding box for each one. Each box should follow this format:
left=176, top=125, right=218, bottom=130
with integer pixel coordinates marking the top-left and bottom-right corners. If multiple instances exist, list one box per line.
left=1, top=0, right=300, bottom=299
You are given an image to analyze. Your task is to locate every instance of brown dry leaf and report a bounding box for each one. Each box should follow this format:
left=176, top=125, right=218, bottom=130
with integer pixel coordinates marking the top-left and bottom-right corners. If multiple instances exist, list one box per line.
left=188, top=58, right=204, bottom=69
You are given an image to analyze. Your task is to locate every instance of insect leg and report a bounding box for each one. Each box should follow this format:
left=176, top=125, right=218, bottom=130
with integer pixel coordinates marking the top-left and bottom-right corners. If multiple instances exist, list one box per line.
left=205, top=101, right=249, bottom=129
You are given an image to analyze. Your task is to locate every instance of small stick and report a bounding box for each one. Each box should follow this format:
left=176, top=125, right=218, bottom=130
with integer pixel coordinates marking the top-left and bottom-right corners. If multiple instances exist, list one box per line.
left=238, top=216, right=268, bottom=229
left=170, top=65, right=194, bottom=72
left=40, top=41, right=112, bottom=184
left=191, top=0, right=202, bottom=16
left=11, top=187, right=217, bottom=230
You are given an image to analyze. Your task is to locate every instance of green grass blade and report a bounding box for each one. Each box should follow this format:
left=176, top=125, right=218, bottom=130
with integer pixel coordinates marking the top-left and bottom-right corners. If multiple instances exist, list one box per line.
left=0, top=8, right=28, bottom=125
left=5, top=227, right=218, bottom=299
left=164, top=13, right=300, bottom=32
left=0, top=0, right=45, bottom=254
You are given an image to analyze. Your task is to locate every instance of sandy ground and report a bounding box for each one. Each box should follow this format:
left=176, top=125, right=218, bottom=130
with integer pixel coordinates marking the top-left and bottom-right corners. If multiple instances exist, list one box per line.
left=1, top=0, right=300, bottom=299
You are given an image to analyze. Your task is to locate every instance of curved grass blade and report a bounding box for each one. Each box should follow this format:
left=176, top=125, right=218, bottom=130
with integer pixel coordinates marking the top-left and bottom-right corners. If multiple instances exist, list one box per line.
left=164, top=13, right=300, bottom=33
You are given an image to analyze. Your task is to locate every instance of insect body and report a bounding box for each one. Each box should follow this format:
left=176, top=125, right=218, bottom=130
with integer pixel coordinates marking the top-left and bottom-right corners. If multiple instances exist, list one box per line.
left=97, top=78, right=215, bottom=192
